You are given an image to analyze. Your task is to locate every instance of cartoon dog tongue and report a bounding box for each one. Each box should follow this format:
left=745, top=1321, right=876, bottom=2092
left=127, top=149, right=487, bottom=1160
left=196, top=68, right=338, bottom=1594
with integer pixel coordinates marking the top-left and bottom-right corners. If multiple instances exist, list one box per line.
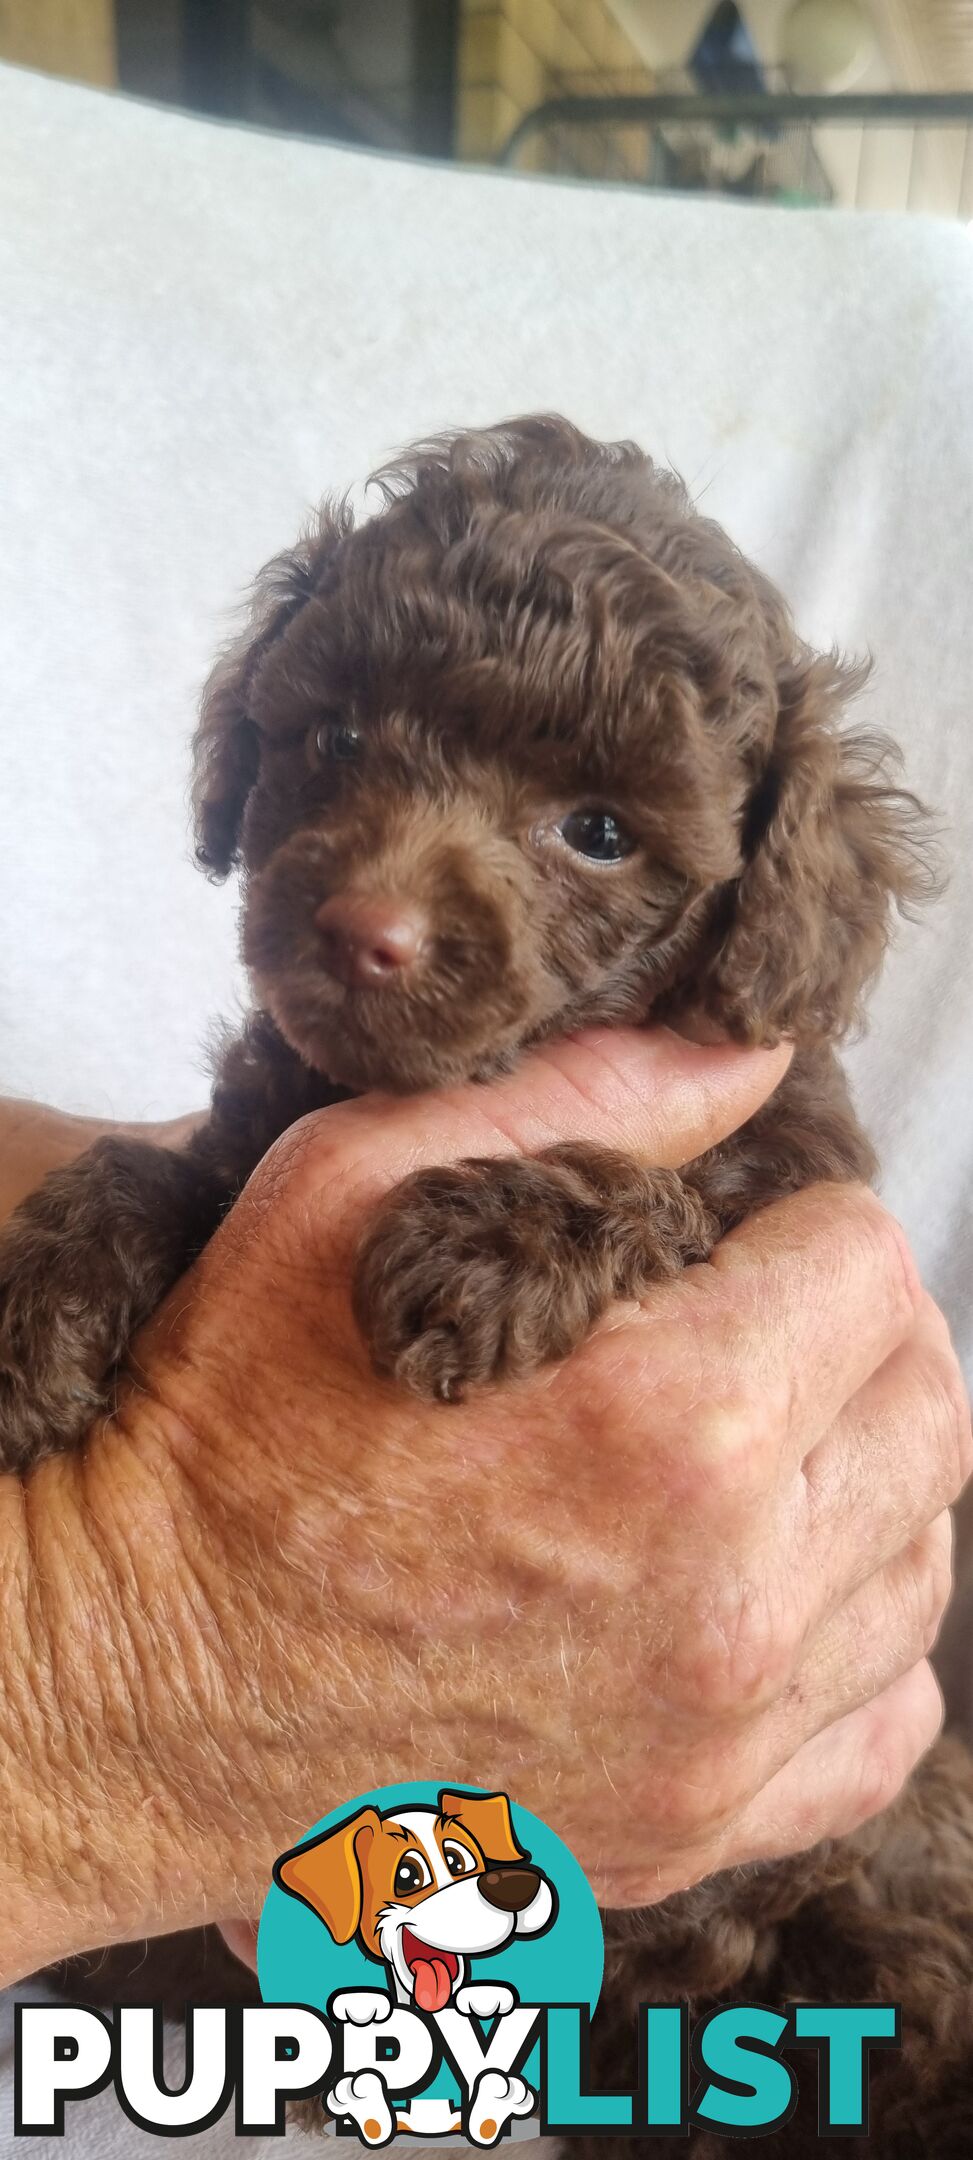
left=412, top=1956, right=453, bottom=2014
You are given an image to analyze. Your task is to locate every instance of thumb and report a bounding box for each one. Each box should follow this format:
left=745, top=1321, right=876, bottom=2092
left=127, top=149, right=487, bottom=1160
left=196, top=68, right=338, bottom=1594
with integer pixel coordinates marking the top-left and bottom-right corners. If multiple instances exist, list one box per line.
left=277, top=1027, right=792, bottom=1250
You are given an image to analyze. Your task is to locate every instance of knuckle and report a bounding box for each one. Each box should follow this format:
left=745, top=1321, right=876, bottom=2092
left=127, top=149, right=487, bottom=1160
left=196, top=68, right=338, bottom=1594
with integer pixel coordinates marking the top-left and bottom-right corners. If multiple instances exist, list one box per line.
left=846, top=1667, right=942, bottom=1834
left=242, top=1115, right=319, bottom=1208
left=251, top=1113, right=358, bottom=1243
left=678, top=1576, right=799, bottom=1722
left=682, top=1378, right=779, bottom=1516
left=929, top=1351, right=973, bottom=1497
left=903, top=1318, right=972, bottom=1503
left=850, top=1737, right=905, bottom=1830
left=852, top=1193, right=923, bottom=1332
left=914, top=1521, right=954, bottom=1654
left=604, top=1299, right=781, bottom=1511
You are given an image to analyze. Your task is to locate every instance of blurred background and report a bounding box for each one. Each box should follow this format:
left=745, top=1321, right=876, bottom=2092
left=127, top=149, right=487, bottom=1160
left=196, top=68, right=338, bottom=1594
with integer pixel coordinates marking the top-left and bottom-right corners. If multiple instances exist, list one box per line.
left=2, top=1, right=972, bottom=218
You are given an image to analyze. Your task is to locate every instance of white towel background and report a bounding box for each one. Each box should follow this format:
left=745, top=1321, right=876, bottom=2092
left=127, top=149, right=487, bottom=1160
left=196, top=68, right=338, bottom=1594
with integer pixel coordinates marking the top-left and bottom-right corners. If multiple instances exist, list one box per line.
left=0, top=61, right=971, bottom=2156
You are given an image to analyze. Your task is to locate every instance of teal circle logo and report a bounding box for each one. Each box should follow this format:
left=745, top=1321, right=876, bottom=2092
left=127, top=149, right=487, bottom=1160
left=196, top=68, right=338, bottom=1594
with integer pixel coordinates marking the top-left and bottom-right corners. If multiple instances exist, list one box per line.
left=258, top=1782, right=603, bottom=2142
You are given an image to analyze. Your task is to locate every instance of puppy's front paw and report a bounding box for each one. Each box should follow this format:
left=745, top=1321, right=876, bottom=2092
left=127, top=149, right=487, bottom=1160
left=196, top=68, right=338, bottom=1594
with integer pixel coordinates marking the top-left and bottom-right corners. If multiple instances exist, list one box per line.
left=352, top=1157, right=604, bottom=1402
left=0, top=1135, right=220, bottom=1469
left=353, top=1147, right=715, bottom=1404
left=0, top=1213, right=109, bottom=1468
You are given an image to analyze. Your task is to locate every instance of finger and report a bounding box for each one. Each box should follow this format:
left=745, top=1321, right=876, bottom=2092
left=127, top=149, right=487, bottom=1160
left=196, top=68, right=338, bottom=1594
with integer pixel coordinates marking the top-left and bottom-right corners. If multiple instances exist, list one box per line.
left=677, top=1182, right=925, bottom=1465
left=802, top=1301, right=972, bottom=1608
left=772, top=1512, right=953, bottom=1769
left=731, top=1659, right=943, bottom=1865
left=266, top=1026, right=792, bottom=1246
left=571, top=1516, right=948, bottom=1904
left=586, top=1662, right=943, bottom=1907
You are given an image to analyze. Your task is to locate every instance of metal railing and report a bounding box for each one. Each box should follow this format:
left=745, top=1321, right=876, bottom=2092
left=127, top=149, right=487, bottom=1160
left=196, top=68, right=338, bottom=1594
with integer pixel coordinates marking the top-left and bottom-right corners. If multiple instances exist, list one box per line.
left=499, top=91, right=973, bottom=217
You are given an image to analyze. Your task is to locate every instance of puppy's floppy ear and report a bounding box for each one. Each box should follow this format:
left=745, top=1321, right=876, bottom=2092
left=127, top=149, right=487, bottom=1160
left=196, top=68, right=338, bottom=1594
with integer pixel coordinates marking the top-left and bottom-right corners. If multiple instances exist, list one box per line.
left=191, top=503, right=350, bottom=878
left=438, top=1790, right=526, bottom=1866
left=273, top=1806, right=381, bottom=1945
left=696, top=646, right=940, bottom=1045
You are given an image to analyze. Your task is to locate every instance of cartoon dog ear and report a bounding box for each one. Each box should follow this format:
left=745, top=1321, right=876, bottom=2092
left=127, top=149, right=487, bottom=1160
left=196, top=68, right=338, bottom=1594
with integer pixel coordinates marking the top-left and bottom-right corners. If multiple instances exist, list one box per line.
left=691, top=644, right=940, bottom=1046
left=438, top=1791, right=526, bottom=1867
left=191, top=502, right=351, bottom=879
left=273, top=1806, right=381, bottom=1945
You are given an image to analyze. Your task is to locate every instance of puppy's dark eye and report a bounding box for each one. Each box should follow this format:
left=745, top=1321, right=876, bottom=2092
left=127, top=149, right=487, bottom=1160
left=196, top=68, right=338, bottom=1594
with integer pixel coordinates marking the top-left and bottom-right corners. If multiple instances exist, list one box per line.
left=314, top=718, right=361, bottom=763
left=393, top=1852, right=431, bottom=1898
left=557, top=810, right=636, bottom=862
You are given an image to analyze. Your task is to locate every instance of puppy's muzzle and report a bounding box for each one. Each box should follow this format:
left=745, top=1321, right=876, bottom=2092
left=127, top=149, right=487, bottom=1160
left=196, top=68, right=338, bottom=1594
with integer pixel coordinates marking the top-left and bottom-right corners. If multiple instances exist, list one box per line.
left=479, top=1865, right=542, bottom=1913
left=315, top=893, right=429, bottom=988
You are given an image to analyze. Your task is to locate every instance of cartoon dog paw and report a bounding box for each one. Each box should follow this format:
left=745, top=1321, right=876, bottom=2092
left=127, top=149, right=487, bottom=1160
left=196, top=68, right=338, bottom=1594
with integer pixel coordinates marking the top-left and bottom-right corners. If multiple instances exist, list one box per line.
left=467, top=2069, right=535, bottom=2146
left=395, top=2099, right=463, bottom=2136
left=330, top=1989, right=394, bottom=2025
left=328, top=2070, right=395, bottom=2146
left=454, top=1982, right=518, bottom=2021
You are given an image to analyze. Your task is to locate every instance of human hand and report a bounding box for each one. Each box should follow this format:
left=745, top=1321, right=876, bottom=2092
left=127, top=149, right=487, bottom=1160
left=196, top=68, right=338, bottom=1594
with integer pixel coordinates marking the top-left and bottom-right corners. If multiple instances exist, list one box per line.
left=0, top=1095, right=203, bottom=1223
left=1, top=1028, right=967, bottom=1983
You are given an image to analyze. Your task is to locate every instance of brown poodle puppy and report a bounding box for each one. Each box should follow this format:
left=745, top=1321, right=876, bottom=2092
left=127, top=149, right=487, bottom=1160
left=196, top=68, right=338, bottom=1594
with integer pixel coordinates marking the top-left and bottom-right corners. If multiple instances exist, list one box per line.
left=2, top=417, right=971, bottom=2150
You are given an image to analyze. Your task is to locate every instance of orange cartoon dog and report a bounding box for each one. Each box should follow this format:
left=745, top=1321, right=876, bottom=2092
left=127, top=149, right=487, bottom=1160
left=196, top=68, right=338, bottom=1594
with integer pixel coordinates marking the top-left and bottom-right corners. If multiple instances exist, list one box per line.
left=274, top=1788, right=556, bottom=2014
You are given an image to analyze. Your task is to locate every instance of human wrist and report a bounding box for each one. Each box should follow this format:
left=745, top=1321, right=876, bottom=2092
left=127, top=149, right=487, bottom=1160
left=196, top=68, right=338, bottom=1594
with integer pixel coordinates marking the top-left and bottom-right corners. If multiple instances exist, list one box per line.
left=0, top=1403, right=267, bottom=1985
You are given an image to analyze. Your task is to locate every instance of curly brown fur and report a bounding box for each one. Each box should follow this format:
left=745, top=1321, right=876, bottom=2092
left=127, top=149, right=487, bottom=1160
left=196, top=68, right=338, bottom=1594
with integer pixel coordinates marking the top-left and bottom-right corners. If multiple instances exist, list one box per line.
left=0, top=416, right=932, bottom=1455
left=1, top=416, right=966, bottom=2145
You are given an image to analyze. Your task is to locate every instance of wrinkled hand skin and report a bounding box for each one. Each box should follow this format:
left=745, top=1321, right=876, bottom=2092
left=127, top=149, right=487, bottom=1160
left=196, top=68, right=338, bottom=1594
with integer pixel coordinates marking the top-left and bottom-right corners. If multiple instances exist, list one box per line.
left=0, top=1036, right=967, bottom=2004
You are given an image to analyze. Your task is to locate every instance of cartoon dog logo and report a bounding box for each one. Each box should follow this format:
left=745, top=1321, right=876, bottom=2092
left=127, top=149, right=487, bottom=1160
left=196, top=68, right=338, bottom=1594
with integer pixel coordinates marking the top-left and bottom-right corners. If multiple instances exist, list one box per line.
left=274, top=1788, right=556, bottom=2143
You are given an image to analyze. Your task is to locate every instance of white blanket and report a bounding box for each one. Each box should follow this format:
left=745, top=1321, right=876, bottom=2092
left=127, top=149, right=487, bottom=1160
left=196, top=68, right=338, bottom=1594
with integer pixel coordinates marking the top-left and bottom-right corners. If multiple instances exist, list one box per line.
left=0, top=61, right=971, bottom=2155
left=1, top=64, right=971, bottom=1365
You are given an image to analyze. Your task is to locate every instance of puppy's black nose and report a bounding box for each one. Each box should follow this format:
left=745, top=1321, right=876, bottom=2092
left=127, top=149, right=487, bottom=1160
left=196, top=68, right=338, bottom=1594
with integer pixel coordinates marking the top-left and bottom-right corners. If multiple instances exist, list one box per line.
left=315, top=894, right=428, bottom=989
left=479, top=1866, right=541, bottom=1913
